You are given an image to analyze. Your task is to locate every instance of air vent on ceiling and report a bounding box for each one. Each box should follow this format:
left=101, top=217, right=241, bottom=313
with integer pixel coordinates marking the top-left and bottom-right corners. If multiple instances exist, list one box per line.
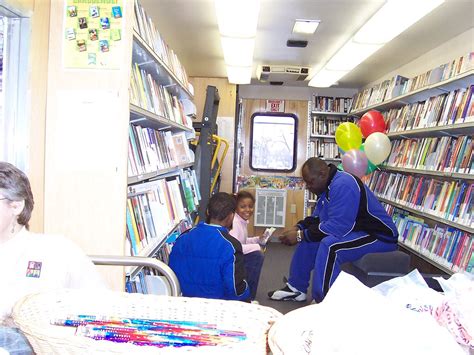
left=270, top=81, right=284, bottom=86
left=256, top=65, right=311, bottom=83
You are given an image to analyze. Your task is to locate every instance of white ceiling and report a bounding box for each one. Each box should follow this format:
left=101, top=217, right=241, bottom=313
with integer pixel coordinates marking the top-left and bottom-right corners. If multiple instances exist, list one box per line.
left=141, top=0, right=474, bottom=89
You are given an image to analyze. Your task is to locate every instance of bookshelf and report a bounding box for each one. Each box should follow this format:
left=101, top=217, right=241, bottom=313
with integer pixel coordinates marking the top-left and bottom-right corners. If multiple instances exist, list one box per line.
left=351, top=69, right=473, bottom=116
left=305, top=96, right=353, bottom=215
left=124, top=0, right=200, bottom=292
left=129, top=103, right=194, bottom=132
left=354, top=61, right=473, bottom=274
left=131, top=30, right=193, bottom=100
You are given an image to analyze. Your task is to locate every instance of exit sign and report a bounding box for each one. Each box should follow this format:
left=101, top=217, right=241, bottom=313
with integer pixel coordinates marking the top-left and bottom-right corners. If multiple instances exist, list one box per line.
left=266, top=99, right=285, bottom=112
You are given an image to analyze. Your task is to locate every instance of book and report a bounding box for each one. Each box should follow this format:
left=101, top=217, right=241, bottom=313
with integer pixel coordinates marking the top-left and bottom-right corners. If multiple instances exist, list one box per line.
left=172, top=131, right=192, bottom=165
left=261, top=227, right=276, bottom=244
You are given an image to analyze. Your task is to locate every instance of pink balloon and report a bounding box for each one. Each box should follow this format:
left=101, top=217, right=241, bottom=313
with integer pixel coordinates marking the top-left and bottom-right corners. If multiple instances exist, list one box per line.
left=342, top=149, right=368, bottom=178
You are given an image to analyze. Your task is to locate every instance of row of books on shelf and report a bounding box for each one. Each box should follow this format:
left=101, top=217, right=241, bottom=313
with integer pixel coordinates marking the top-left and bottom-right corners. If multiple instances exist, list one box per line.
left=133, top=0, right=190, bottom=90
left=387, top=135, right=473, bottom=174
left=384, top=205, right=473, bottom=274
left=130, top=63, right=192, bottom=128
left=310, top=116, right=354, bottom=136
left=366, top=170, right=473, bottom=228
left=125, top=172, right=200, bottom=256
left=308, top=141, right=340, bottom=160
left=128, top=125, right=193, bottom=178
left=312, top=95, right=352, bottom=113
left=351, top=52, right=473, bottom=111
left=126, top=271, right=169, bottom=295
left=384, top=85, right=474, bottom=132
left=125, top=221, right=187, bottom=294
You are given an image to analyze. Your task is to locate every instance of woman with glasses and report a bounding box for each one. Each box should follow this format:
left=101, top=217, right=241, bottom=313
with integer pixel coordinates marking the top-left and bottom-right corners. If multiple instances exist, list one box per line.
left=0, top=161, right=104, bottom=354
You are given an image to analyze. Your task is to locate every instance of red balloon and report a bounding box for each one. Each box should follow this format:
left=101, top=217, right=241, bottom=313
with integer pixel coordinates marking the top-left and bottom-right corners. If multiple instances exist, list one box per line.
left=359, top=110, right=386, bottom=138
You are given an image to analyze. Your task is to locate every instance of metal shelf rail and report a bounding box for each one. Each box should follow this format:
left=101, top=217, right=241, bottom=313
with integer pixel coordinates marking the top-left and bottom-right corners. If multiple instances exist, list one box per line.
left=89, top=255, right=181, bottom=297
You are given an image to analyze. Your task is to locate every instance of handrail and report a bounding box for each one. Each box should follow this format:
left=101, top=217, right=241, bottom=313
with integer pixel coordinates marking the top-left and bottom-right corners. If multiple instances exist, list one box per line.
left=89, top=255, right=181, bottom=296
left=210, top=135, right=229, bottom=194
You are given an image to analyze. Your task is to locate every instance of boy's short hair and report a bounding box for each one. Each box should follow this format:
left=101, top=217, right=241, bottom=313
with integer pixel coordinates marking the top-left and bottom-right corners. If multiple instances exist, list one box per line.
left=235, top=190, right=255, bottom=203
left=207, top=192, right=236, bottom=222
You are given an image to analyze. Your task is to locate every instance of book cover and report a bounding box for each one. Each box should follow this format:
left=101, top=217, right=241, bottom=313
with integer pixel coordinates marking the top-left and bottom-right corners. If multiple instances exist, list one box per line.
left=172, top=132, right=192, bottom=165
left=127, top=199, right=143, bottom=253
left=125, top=205, right=139, bottom=255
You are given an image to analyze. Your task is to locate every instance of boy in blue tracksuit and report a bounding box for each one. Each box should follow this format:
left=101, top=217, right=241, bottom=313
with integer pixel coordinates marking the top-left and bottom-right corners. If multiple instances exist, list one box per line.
left=269, top=157, right=398, bottom=303
left=169, top=192, right=250, bottom=301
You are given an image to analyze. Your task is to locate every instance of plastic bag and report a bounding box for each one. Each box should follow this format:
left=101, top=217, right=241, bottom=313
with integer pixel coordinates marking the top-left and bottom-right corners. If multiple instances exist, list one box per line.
left=373, top=269, right=443, bottom=311
left=268, top=272, right=464, bottom=355
left=373, top=270, right=473, bottom=352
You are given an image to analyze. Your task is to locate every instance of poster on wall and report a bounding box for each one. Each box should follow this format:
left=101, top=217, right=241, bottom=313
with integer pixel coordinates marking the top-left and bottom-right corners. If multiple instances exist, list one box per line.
left=63, top=0, right=124, bottom=69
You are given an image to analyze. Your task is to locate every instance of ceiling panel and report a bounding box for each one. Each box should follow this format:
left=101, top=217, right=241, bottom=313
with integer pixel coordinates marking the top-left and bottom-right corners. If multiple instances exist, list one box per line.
left=139, top=0, right=474, bottom=88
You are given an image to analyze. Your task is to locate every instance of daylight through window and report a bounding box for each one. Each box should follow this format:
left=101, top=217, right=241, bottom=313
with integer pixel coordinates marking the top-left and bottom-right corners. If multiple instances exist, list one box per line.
left=250, top=113, right=297, bottom=172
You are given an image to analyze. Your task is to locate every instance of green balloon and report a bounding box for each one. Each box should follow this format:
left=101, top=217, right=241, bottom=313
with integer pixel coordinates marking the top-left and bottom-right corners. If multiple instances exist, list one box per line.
left=337, top=163, right=344, bottom=171
left=359, top=143, right=378, bottom=174
left=366, top=160, right=378, bottom=174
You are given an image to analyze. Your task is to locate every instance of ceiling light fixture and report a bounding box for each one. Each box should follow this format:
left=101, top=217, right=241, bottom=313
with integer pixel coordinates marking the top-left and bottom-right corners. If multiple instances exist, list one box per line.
left=309, top=0, right=444, bottom=87
left=226, top=66, right=253, bottom=85
left=215, top=0, right=260, bottom=84
left=292, top=19, right=320, bottom=35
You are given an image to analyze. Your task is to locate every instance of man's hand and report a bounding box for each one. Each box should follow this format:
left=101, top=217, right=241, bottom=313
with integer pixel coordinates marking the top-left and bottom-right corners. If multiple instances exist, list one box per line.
left=279, top=229, right=298, bottom=246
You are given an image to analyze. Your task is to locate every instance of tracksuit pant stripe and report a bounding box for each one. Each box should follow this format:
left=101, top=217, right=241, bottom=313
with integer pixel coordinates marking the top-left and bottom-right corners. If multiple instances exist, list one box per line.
left=322, top=235, right=377, bottom=296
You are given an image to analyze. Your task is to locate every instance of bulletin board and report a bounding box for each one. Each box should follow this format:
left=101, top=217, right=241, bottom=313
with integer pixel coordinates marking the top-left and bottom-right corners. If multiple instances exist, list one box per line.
left=63, top=0, right=124, bottom=69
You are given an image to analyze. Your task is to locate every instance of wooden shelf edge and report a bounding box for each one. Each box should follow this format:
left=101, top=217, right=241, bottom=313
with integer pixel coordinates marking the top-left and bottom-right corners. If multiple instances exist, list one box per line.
left=311, top=110, right=349, bottom=116
left=378, top=196, right=473, bottom=234
left=398, top=243, right=454, bottom=275
left=132, top=30, right=193, bottom=100
left=380, top=165, right=474, bottom=180
left=129, top=103, right=193, bottom=132
left=127, top=162, right=194, bottom=185
left=127, top=219, right=185, bottom=279
left=350, top=69, right=474, bottom=116
left=386, top=121, right=474, bottom=138
left=310, top=134, right=336, bottom=139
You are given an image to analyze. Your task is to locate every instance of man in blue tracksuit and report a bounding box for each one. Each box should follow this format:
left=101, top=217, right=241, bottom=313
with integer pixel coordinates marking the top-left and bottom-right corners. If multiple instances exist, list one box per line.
left=268, top=157, right=398, bottom=303
left=169, top=192, right=250, bottom=301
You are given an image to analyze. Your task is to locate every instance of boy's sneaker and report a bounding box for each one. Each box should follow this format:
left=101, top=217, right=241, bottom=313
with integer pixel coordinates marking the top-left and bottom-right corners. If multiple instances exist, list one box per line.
left=268, top=282, right=306, bottom=302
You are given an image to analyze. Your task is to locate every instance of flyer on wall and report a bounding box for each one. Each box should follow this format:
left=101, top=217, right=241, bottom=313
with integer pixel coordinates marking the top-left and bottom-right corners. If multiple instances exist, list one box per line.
left=63, top=0, right=124, bottom=69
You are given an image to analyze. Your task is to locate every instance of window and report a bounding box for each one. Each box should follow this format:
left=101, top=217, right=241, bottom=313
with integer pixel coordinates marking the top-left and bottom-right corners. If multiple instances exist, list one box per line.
left=0, top=7, right=30, bottom=171
left=250, top=112, right=297, bottom=172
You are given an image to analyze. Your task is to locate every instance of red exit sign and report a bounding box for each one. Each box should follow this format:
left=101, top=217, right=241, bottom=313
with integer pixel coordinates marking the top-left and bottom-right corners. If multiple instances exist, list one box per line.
left=266, top=99, right=285, bottom=112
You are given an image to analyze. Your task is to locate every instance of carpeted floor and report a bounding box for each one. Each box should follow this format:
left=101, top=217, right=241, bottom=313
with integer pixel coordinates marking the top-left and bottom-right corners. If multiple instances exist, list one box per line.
left=255, top=242, right=313, bottom=314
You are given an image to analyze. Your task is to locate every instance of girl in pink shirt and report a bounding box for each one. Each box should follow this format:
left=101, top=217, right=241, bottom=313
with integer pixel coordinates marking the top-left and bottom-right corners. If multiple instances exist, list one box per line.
left=230, top=191, right=266, bottom=300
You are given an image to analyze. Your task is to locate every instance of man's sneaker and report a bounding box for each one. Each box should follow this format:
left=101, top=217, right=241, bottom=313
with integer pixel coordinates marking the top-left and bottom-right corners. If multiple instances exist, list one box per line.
left=268, top=283, right=306, bottom=302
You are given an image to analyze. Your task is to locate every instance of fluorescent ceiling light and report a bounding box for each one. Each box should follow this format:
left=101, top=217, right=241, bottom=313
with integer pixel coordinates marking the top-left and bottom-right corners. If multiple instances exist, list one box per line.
left=215, top=0, right=260, bottom=38
left=326, top=40, right=382, bottom=71
left=226, top=66, right=252, bottom=84
left=354, top=0, right=444, bottom=44
left=308, top=68, right=348, bottom=88
left=293, top=19, right=320, bottom=34
left=215, top=0, right=260, bottom=84
left=220, top=37, right=255, bottom=67
left=309, top=0, right=444, bottom=87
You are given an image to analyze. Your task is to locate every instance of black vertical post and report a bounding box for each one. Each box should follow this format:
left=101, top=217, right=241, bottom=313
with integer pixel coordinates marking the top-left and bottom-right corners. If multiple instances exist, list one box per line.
left=197, top=86, right=220, bottom=221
